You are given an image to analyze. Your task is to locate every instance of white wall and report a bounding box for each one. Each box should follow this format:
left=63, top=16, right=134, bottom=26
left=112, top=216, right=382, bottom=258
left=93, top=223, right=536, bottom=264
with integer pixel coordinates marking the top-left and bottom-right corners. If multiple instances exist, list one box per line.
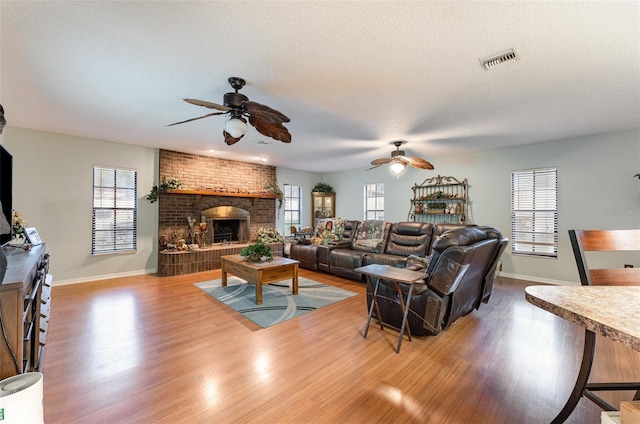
left=3, top=126, right=638, bottom=285
left=275, top=167, right=325, bottom=233
left=2, top=127, right=159, bottom=284
left=323, top=129, right=640, bottom=285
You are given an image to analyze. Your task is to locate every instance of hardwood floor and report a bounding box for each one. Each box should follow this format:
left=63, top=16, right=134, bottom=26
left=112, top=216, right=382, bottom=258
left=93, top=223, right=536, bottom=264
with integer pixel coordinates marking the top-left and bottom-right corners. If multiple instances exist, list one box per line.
left=42, top=270, right=639, bottom=423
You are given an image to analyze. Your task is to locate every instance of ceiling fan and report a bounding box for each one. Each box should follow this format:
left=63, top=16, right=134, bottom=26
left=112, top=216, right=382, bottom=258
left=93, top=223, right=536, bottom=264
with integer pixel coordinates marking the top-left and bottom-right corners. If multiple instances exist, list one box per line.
left=167, top=77, right=291, bottom=146
left=367, top=141, right=434, bottom=174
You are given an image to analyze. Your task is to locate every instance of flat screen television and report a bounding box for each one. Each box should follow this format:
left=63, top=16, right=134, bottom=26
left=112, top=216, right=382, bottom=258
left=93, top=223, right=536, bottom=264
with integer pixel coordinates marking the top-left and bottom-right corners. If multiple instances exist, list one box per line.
left=0, top=144, right=12, bottom=245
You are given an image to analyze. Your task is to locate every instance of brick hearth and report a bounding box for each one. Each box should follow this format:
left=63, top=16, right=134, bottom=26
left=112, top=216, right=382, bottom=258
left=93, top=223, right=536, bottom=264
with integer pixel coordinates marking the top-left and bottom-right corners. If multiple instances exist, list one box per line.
left=158, top=242, right=284, bottom=277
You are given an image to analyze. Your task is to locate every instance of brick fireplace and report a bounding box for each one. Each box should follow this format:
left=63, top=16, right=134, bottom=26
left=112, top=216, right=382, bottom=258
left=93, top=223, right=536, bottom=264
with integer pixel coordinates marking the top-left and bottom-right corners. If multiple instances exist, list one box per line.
left=157, top=149, right=282, bottom=276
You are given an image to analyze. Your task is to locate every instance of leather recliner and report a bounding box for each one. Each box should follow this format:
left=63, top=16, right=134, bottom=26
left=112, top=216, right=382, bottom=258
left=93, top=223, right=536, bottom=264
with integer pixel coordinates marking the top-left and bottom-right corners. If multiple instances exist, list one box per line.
left=289, top=219, right=359, bottom=271
left=317, top=220, right=359, bottom=274
left=362, top=222, right=435, bottom=266
left=368, top=226, right=506, bottom=336
left=326, top=221, right=435, bottom=280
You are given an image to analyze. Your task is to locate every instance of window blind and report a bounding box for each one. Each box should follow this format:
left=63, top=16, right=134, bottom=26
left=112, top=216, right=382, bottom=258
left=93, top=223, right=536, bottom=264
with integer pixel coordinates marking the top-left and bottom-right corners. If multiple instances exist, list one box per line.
left=511, top=167, right=558, bottom=257
left=92, top=166, right=137, bottom=254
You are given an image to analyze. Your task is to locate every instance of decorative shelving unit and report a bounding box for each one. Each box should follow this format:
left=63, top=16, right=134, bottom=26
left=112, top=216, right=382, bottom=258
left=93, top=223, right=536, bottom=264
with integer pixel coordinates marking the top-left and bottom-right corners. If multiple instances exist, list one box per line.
left=409, top=175, right=468, bottom=225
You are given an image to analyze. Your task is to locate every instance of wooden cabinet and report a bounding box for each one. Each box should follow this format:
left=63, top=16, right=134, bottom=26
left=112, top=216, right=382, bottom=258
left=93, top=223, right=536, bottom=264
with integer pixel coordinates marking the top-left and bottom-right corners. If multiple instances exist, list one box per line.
left=311, top=192, right=335, bottom=230
left=409, top=175, right=468, bottom=225
left=0, top=244, right=51, bottom=380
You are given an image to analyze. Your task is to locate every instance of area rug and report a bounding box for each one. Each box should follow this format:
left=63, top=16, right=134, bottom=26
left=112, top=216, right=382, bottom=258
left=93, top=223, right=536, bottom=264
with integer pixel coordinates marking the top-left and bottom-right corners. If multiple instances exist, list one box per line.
left=194, top=277, right=357, bottom=328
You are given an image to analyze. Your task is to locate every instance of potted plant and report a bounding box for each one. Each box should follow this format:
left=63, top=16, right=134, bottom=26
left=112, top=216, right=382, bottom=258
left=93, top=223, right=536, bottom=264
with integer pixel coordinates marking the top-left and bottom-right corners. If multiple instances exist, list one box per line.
left=240, top=239, right=274, bottom=262
left=425, top=191, right=449, bottom=214
left=427, top=201, right=447, bottom=214
left=146, top=178, right=183, bottom=203
left=311, top=182, right=334, bottom=193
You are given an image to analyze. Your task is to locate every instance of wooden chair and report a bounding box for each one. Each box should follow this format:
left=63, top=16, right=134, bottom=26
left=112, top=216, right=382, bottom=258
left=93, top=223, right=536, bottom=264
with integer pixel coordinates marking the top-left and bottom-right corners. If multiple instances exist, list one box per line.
left=553, top=229, right=640, bottom=423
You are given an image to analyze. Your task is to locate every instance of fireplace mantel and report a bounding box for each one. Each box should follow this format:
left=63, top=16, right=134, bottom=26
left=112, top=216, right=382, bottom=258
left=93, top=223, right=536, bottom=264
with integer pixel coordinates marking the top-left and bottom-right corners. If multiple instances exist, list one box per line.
left=164, top=189, right=278, bottom=199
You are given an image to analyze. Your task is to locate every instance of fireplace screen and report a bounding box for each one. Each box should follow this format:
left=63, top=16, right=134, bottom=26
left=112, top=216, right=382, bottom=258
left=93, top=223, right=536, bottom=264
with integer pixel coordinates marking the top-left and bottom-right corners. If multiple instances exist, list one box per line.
left=201, top=206, right=250, bottom=244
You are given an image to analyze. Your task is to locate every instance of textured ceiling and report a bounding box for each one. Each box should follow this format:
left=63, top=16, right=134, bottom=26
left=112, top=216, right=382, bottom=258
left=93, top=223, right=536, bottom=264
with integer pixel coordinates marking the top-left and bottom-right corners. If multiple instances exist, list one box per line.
left=1, top=1, right=638, bottom=172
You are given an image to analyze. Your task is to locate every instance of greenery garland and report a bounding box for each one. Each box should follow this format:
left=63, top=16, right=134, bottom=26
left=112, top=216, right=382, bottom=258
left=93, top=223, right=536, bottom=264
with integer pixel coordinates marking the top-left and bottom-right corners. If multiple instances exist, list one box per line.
left=312, top=182, right=334, bottom=193
left=264, top=182, right=284, bottom=214
left=146, top=178, right=183, bottom=203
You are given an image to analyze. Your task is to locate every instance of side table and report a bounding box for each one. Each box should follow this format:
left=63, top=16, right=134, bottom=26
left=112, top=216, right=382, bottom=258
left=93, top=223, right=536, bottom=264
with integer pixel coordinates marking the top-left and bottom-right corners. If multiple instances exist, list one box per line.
left=355, top=264, right=427, bottom=353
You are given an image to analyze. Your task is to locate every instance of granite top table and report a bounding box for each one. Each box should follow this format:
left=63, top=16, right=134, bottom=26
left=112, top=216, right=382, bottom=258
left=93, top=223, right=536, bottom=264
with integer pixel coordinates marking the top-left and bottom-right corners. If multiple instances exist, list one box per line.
left=526, top=285, right=640, bottom=423
left=525, top=285, right=640, bottom=352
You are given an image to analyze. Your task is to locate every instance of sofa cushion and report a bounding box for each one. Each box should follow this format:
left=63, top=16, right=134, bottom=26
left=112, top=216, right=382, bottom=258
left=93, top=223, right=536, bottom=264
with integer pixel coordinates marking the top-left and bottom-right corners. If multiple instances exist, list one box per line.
left=311, top=217, right=346, bottom=245
left=351, top=220, right=390, bottom=253
left=329, top=248, right=367, bottom=270
left=384, top=222, right=433, bottom=257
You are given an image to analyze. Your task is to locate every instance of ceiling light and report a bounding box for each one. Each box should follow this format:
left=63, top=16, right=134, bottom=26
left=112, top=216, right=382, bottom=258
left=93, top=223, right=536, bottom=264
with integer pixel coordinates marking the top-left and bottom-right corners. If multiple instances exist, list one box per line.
left=390, top=161, right=407, bottom=176
left=259, top=156, right=267, bottom=163
left=225, top=118, right=248, bottom=138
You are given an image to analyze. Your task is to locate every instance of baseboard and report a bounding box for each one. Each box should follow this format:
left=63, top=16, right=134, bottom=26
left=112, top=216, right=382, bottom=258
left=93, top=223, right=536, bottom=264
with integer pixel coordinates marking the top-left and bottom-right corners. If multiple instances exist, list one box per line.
left=53, top=268, right=157, bottom=286
left=498, top=271, right=578, bottom=286
left=54, top=269, right=576, bottom=287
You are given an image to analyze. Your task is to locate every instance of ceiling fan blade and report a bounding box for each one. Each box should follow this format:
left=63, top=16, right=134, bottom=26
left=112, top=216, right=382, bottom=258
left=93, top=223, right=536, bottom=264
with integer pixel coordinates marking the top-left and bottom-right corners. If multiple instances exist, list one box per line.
left=400, top=156, right=435, bottom=170
left=166, top=112, right=226, bottom=127
left=249, top=116, right=291, bottom=143
left=184, top=98, right=231, bottom=112
left=244, top=101, right=290, bottom=124
left=223, top=130, right=244, bottom=146
left=365, top=163, right=384, bottom=171
left=370, top=158, right=393, bottom=166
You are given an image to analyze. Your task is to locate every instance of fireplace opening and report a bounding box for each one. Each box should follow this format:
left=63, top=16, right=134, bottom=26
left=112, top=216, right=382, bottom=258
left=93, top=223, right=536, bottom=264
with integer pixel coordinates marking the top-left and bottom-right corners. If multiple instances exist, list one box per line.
left=201, top=206, right=250, bottom=244
left=212, top=220, right=240, bottom=243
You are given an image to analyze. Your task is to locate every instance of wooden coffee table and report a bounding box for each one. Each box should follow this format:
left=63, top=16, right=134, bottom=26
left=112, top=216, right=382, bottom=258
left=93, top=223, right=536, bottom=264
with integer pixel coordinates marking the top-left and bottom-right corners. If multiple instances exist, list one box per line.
left=221, top=254, right=299, bottom=305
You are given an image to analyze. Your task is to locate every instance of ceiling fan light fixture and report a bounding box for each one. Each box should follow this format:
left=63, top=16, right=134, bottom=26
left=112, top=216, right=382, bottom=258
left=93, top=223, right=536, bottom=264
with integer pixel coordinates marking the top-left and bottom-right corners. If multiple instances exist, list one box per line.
left=225, top=117, right=248, bottom=138
left=390, top=161, right=407, bottom=176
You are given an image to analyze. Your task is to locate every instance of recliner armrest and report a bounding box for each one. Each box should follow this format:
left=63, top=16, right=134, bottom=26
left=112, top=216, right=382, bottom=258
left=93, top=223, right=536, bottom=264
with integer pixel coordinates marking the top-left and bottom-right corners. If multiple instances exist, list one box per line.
left=292, top=238, right=311, bottom=246
left=327, top=240, right=351, bottom=247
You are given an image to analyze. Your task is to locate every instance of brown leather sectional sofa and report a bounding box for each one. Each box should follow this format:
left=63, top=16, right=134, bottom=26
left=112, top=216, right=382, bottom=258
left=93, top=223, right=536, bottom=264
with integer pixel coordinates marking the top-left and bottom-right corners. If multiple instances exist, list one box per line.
left=290, top=220, right=508, bottom=335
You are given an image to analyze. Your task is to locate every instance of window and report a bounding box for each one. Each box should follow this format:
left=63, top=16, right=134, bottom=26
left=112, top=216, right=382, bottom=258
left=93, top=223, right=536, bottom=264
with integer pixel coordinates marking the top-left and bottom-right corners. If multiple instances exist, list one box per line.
left=364, top=183, right=384, bottom=220
left=283, top=184, right=301, bottom=236
left=92, top=166, right=137, bottom=254
left=511, top=167, right=558, bottom=257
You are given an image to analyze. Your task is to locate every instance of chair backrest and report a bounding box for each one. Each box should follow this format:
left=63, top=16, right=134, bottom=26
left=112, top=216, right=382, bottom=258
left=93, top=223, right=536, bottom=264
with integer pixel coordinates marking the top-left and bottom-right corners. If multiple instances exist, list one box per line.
left=569, top=229, right=640, bottom=286
left=340, top=220, right=359, bottom=244
left=476, top=226, right=509, bottom=304
left=426, top=226, right=488, bottom=275
left=384, top=222, right=434, bottom=257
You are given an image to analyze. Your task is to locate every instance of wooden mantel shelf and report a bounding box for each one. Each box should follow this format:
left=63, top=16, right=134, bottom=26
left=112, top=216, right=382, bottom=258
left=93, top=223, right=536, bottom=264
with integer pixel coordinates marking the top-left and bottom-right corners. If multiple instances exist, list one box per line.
left=163, top=189, right=278, bottom=199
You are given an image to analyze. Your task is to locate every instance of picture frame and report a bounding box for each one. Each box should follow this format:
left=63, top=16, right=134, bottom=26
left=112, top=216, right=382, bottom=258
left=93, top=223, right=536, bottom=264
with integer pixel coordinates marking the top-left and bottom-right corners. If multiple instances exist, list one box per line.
left=23, top=227, right=42, bottom=245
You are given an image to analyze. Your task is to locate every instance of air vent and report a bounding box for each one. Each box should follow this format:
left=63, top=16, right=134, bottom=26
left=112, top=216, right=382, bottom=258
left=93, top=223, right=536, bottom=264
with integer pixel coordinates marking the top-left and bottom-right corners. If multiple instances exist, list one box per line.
left=480, top=49, right=517, bottom=70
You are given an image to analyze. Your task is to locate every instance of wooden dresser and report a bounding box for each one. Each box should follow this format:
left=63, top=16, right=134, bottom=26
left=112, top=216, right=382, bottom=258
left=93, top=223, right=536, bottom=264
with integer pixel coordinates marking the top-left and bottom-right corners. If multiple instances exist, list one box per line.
left=0, top=243, right=51, bottom=380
